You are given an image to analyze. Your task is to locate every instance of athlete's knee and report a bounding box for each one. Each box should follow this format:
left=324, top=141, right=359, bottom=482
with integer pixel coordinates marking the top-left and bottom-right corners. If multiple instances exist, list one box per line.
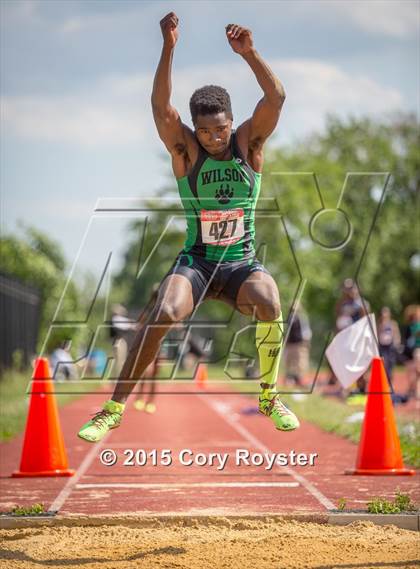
left=154, top=301, right=189, bottom=324
left=256, top=299, right=281, bottom=321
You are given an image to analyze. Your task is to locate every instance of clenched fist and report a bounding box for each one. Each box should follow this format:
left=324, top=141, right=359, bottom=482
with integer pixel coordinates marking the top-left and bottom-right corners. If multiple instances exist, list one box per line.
left=160, top=12, right=179, bottom=48
left=226, top=24, right=254, bottom=55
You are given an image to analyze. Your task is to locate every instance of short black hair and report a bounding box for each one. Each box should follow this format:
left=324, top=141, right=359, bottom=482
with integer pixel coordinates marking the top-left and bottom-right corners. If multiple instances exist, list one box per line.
left=189, top=85, right=232, bottom=124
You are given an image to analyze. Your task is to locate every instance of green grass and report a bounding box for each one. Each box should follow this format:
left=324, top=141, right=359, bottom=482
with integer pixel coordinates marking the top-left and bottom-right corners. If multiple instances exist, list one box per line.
left=367, top=491, right=417, bottom=514
left=8, top=503, right=46, bottom=516
left=337, top=498, right=347, bottom=511
left=0, top=368, right=103, bottom=442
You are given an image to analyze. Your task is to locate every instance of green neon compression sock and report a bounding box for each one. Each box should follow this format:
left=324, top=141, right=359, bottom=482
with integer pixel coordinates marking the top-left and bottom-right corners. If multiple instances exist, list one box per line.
left=255, top=314, right=284, bottom=399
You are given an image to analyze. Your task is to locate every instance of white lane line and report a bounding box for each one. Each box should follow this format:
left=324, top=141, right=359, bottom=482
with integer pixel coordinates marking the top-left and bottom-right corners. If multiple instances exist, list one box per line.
left=106, top=440, right=247, bottom=449
left=198, top=395, right=336, bottom=511
left=77, top=482, right=299, bottom=489
left=48, top=433, right=111, bottom=513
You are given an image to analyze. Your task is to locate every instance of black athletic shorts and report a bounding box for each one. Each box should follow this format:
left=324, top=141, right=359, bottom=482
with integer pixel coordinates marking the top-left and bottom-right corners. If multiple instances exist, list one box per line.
left=163, top=251, right=271, bottom=308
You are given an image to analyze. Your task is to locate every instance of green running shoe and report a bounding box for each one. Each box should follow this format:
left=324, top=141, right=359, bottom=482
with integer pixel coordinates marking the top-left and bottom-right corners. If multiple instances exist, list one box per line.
left=259, top=394, right=300, bottom=431
left=78, top=400, right=125, bottom=443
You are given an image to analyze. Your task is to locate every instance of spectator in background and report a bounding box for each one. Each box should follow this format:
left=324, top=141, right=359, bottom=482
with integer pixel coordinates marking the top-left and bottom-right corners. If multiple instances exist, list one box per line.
left=50, top=340, right=78, bottom=381
left=378, top=306, right=401, bottom=382
left=284, top=305, right=312, bottom=386
left=180, top=332, right=207, bottom=371
left=335, top=278, right=369, bottom=332
left=402, top=305, right=420, bottom=399
left=328, top=278, right=370, bottom=387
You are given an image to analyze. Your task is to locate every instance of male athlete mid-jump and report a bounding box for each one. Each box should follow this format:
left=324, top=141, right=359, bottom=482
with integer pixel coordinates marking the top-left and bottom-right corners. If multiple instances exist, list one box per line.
left=78, top=12, right=299, bottom=442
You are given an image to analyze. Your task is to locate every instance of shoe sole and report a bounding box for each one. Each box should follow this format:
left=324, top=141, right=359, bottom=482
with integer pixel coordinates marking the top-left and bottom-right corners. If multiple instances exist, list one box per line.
left=77, top=423, right=120, bottom=443
left=275, top=423, right=299, bottom=431
left=258, top=409, right=300, bottom=432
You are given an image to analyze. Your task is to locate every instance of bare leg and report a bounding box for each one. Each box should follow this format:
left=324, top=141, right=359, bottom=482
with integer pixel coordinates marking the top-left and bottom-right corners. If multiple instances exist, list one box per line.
left=236, top=270, right=282, bottom=393
left=112, top=274, right=194, bottom=404
left=236, top=271, right=281, bottom=321
left=137, top=378, right=146, bottom=398
left=146, top=370, right=157, bottom=403
left=135, top=361, right=157, bottom=402
left=235, top=271, right=299, bottom=431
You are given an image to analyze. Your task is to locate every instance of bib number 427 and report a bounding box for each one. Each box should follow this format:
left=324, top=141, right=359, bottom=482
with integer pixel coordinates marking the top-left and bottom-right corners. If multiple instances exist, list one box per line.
left=209, top=218, right=237, bottom=240
left=201, top=209, right=244, bottom=246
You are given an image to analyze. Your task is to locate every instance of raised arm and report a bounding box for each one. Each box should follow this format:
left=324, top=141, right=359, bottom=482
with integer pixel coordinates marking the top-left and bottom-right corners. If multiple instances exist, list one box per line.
left=226, top=25, right=285, bottom=153
left=151, top=13, right=196, bottom=176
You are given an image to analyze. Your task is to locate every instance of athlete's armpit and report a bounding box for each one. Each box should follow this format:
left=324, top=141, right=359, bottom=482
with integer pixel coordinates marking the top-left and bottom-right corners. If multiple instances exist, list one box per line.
left=173, top=141, right=188, bottom=156
left=249, top=135, right=264, bottom=152
left=171, top=124, right=198, bottom=177
left=235, top=119, right=264, bottom=172
left=152, top=110, right=198, bottom=177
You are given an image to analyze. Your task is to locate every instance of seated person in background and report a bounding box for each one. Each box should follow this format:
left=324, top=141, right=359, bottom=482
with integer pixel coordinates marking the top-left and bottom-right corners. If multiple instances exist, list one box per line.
left=50, top=340, right=78, bottom=381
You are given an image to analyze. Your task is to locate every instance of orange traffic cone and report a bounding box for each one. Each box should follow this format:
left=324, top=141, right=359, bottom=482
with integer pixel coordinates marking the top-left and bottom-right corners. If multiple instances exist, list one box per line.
left=195, top=363, right=208, bottom=390
left=346, top=357, right=415, bottom=475
left=13, top=358, right=75, bottom=477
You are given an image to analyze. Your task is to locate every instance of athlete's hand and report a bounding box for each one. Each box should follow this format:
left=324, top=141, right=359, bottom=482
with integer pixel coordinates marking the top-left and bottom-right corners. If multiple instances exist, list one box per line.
left=160, top=12, right=179, bottom=48
left=226, top=24, right=254, bottom=55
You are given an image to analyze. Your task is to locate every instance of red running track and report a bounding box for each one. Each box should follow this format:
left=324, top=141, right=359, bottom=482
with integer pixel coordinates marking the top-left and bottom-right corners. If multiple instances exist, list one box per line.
left=1, top=383, right=419, bottom=516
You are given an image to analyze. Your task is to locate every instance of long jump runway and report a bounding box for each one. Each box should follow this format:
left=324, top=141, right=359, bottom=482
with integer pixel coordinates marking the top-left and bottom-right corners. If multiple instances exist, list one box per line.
left=1, top=383, right=419, bottom=516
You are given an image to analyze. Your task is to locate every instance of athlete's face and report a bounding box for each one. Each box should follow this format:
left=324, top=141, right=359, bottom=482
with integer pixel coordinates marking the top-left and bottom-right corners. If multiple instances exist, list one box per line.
left=194, top=112, right=233, bottom=158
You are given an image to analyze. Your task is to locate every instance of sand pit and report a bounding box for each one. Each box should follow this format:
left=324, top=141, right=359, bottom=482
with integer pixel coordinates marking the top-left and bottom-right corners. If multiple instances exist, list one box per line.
left=0, top=519, right=418, bottom=569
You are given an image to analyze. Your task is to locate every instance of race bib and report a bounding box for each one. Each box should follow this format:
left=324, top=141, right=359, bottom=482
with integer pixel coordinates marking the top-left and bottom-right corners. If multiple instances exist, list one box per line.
left=200, top=208, right=244, bottom=246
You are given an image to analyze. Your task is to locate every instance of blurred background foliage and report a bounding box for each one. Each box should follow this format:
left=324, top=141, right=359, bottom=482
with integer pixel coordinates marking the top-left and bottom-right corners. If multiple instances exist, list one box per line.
left=1, top=224, right=81, bottom=352
left=111, top=113, right=419, bottom=363
left=1, top=113, right=418, bottom=364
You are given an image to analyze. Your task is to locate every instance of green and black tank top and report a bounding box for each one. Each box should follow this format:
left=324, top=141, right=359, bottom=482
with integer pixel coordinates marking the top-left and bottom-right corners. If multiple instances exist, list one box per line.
left=176, top=130, right=262, bottom=262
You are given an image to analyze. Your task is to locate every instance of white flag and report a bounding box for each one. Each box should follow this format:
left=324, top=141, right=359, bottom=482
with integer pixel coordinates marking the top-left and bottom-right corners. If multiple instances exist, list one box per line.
left=325, top=314, right=380, bottom=388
